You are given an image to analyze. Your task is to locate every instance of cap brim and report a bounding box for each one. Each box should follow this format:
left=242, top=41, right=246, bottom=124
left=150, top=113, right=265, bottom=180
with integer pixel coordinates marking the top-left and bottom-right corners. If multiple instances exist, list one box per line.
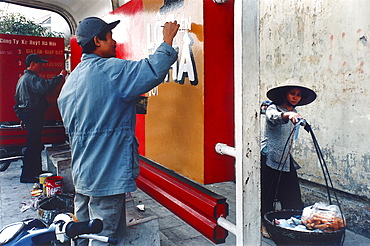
left=40, top=59, right=48, bottom=63
left=107, top=20, right=120, bottom=31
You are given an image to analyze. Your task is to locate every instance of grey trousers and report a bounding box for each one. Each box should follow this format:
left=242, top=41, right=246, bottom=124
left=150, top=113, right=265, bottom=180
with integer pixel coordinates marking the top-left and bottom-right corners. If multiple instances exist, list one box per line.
left=73, top=193, right=127, bottom=246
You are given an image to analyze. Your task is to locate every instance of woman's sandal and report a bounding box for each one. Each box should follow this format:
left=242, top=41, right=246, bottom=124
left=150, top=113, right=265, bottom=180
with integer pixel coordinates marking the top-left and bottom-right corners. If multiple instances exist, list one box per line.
left=261, top=225, right=271, bottom=239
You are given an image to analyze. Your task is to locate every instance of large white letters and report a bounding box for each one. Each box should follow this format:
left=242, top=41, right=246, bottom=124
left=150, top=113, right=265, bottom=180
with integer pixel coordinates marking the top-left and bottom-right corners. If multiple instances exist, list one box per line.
left=146, top=14, right=198, bottom=94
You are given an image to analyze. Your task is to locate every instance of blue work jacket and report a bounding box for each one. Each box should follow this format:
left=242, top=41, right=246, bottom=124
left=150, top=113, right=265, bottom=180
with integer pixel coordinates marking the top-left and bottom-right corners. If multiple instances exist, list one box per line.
left=57, top=42, right=177, bottom=196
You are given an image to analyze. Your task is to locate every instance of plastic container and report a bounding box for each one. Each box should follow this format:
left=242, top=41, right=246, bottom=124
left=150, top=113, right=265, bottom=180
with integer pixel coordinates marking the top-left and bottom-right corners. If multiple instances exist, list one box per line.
left=39, top=173, right=53, bottom=196
left=45, top=176, right=63, bottom=197
left=263, top=209, right=345, bottom=245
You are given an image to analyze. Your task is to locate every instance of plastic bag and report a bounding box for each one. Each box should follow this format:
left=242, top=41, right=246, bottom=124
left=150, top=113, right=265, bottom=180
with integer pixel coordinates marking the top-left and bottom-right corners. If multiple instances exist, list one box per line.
left=301, top=202, right=345, bottom=232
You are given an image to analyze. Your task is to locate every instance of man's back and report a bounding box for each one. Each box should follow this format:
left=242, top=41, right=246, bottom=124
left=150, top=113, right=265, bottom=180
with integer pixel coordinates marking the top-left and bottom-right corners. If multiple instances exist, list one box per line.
left=58, top=43, right=178, bottom=197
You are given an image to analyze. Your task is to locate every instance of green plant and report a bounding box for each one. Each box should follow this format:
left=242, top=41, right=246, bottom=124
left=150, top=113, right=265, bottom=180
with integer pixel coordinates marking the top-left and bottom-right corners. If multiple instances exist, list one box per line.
left=0, top=12, right=63, bottom=37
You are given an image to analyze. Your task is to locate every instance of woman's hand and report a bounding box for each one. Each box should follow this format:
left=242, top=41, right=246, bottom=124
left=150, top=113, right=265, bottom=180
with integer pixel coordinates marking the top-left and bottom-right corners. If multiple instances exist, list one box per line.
left=282, top=112, right=304, bottom=124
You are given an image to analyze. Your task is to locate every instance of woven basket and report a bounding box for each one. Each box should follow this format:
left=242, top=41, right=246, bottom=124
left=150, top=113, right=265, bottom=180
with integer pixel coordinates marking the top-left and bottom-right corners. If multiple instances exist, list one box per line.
left=263, top=209, right=345, bottom=246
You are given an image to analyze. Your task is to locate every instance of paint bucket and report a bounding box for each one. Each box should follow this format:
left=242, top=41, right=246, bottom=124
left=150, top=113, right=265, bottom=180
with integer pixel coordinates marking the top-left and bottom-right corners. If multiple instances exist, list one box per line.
left=45, top=176, right=63, bottom=197
left=39, top=173, right=53, bottom=195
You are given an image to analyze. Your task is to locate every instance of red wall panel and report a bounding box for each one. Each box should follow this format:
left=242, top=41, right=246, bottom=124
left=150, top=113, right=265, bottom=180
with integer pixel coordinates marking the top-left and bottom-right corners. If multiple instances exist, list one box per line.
left=203, top=0, right=235, bottom=183
left=0, top=34, right=65, bottom=123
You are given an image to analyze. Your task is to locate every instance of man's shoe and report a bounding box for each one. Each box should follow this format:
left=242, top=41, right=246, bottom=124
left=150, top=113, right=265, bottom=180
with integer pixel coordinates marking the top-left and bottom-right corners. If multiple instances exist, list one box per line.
left=20, top=177, right=38, bottom=183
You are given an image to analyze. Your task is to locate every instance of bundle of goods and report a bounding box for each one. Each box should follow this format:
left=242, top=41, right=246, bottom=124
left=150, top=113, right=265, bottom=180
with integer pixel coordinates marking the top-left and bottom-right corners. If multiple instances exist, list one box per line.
left=301, top=202, right=345, bottom=232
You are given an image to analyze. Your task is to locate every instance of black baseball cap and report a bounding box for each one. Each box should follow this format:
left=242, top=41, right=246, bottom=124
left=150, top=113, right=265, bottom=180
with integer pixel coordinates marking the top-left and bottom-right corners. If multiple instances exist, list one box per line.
left=26, top=54, right=48, bottom=65
left=76, top=17, right=120, bottom=47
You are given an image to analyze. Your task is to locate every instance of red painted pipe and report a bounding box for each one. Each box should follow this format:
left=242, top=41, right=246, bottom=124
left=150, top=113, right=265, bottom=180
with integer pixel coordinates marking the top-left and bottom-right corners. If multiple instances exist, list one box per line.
left=137, top=157, right=229, bottom=244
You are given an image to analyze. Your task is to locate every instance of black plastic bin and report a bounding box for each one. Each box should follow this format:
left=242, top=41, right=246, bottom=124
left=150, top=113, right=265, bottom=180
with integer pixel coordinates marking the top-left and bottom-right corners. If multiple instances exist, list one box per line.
left=263, top=209, right=345, bottom=246
left=38, top=194, right=74, bottom=225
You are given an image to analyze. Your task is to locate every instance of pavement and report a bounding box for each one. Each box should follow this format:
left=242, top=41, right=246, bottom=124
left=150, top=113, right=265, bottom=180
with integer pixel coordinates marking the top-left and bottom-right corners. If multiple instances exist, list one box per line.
left=1, top=157, right=370, bottom=245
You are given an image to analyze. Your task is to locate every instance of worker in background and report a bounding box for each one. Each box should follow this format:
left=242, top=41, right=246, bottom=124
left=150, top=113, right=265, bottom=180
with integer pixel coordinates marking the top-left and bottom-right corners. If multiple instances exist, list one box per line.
left=14, top=53, right=67, bottom=183
left=58, top=17, right=179, bottom=245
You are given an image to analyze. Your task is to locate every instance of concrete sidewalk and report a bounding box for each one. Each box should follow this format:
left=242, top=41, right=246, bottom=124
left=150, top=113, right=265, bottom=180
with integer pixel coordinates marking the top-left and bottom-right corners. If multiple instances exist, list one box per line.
left=1, top=159, right=370, bottom=245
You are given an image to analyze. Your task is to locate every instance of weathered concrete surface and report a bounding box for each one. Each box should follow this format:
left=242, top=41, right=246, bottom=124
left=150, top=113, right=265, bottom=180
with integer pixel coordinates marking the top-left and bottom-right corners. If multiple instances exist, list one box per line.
left=259, top=0, right=370, bottom=237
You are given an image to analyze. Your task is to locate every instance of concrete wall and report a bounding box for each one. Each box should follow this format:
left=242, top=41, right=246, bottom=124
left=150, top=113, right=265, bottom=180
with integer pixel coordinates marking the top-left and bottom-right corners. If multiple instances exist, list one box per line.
left=259, top=0, right=370, bottom=236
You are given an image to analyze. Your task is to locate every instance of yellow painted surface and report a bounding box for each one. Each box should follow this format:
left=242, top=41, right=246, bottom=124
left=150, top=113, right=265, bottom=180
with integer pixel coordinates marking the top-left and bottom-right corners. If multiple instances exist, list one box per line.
left=143, top=0, right=205, bottom=183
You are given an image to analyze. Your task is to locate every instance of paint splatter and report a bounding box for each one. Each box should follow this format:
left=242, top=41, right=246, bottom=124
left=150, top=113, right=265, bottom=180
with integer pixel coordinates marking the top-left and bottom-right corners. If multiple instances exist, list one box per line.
left=360, top=36, right=367, bottom=46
